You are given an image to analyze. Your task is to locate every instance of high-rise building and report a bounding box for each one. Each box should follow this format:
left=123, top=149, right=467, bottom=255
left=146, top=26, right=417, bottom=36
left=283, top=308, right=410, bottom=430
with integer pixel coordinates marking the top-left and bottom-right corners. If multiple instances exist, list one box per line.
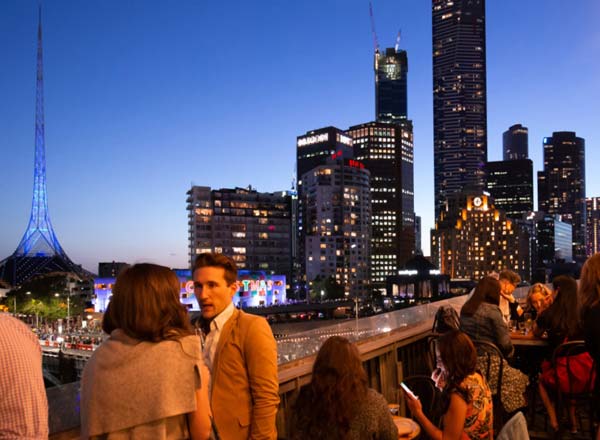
left=503, top=124, right=528, bottom=160
left=535, top=214, right=573, bottom=265
left=186, top=186, right=293, bottom=281
left=486, top=159, right=533, bottom=220
left=586, top=197, right=600, bottom=256
left=346, top=121, right=415, bottom=291
left=432, top=0, right=488, bottom=220
left=537, top=132, right=586, bottom=261
left=296, top=127, right=353, bottom=297
left=415, top=215, right=422, bottom=254
left=431, top=193, right=529, bottom=281
left=302, top=157, right=371, bottom=298
left=0, top=7, right=89, bottom=286
left=375, top=47, right=408, bottom=123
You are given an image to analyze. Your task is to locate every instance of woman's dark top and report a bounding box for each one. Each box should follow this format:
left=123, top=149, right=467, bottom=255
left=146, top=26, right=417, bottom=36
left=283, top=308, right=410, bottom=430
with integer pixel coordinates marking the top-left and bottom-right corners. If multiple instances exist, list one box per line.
left=583, top=304, right=600, bottom=384
left=536, top=305, right=583, bottom=351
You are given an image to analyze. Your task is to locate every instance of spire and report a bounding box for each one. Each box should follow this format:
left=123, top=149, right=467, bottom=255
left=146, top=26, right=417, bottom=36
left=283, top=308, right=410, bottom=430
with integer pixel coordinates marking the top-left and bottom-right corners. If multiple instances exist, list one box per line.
left=14, top=5, right=66, bottom=258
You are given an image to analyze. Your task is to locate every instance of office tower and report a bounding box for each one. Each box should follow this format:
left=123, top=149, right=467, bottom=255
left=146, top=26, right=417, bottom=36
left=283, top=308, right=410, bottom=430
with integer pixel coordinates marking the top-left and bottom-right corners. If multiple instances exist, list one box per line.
left=0, top=7, right=88, bottom=286
left=486, top=159, right=533, bottom=219
left=295, top=127, right=354, bottom=297
left=415, top=215, right=422, bottom=254
left=302, top=157, right=371, bottom=298
left=535, top=214, right=573, bottom=265
left=538, top=132, right=586, bottom=261
left=346, top=121, right=415, bottom=292
left=375, top=47, right=408, bottom=123
left=431, top=193, right=529, bottom=281
left=503, top=124, right=528, bottom=160
left=186, top=186, right=293, bottom=281
left=587, top=197, right=600, bottom=256
left=432, top=0, right=488, bottom=220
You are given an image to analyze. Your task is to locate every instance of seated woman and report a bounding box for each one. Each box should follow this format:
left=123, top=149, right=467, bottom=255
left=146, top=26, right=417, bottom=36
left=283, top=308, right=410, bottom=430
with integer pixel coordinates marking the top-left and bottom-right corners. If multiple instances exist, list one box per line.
left=535, top=275, right=585, bottom=433
left=290, top=336, right=398, bottom=440
left=460, top=276, right=529, bottom=414
left=404, top=330, right=493, bottom=439
left=579, top=253, right=600, bottom=440
left=460, top=276, right=513, bottom=357
left=81, top=263, right=211, bottom=440
left=526, top=283, right=553, bottom=320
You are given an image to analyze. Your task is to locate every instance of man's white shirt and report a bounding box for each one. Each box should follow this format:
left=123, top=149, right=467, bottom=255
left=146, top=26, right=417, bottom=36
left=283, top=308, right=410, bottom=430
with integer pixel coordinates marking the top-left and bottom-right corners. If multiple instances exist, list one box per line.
left=202, top=302, right=235, bottom=373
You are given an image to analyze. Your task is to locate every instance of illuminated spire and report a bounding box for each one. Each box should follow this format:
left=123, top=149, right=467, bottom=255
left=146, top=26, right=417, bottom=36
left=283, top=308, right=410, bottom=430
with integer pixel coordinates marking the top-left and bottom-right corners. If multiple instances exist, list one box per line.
left=15, top=5, right=67, bottom=258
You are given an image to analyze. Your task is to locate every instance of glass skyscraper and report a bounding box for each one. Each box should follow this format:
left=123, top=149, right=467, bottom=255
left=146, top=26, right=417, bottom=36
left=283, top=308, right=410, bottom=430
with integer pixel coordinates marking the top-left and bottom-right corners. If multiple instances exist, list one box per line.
left=432, top=0, right=487, bottom=220
left=503, top=124, right=528, bottom=160
left=375, top=48, right=408, bottom=123
left=537, top=132, right=586, bottom=261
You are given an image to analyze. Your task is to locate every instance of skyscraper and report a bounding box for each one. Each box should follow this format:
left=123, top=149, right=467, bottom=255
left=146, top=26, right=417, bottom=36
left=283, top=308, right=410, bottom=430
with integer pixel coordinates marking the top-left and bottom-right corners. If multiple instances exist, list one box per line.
left=346, top=120, right=415, bottom=291
left=375, top=47, right=408, bottom=123
left=186, top=186, right=293, bottom=281
left=295, top=127, right=354, bottom=297
left=537, top=132, right=586, bottom=261
left=586, top=197, right=600, bottom=256
left=302, top=157, right=371, bottom=298
left=486, top=159, right=533, bottom=219
left=432, top=0, right=488, bottom=219
left=503, top=124, right=528, bottom=160
left=0, top=7, right=87, bottom=286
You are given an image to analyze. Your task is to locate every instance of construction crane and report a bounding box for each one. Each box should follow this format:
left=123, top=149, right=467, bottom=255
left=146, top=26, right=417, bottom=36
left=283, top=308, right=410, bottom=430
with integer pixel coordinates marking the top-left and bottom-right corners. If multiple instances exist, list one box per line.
left=369, top=0, right=380, bottom=54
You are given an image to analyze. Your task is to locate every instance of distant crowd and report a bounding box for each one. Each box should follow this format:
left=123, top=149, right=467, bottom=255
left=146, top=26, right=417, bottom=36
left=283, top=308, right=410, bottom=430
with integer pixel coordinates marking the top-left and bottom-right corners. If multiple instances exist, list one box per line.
left=1, top=252, right=600, bottom=439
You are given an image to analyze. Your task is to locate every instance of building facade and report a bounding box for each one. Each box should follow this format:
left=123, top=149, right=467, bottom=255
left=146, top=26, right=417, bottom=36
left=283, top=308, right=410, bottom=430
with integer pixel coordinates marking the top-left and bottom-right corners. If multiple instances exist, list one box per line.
left=486, top=159, right=533, bottom=220
left=537, top=132, right=586, bottom=261
left=535, top=214, right=573, bottom=265
left=586, top=197, right=600, bottom=257
left=346, top=121, right=415, bottom=292
left=375, top=47, right=408, bottom=123
left=186, top=186, right=293, bottom=281
left=296, top=127, right=354, bottom=297
left=301, top=158, right=371, bottom=298
left=503, top=123, right=528, bottom=160
left=432, top=0, right=488, bottom=219
left=431, top=193, right=528, bottom=281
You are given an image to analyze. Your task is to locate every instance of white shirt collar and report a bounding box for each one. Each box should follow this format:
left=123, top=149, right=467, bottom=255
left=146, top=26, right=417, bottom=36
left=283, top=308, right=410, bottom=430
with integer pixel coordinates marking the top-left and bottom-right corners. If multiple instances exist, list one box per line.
left=211, top=302, right=235, bottom=332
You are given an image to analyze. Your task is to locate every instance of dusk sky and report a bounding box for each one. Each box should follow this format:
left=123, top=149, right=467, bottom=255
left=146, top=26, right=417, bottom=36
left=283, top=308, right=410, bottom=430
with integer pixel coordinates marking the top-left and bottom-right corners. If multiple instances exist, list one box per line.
left=1, top=0, right=599, bottom=273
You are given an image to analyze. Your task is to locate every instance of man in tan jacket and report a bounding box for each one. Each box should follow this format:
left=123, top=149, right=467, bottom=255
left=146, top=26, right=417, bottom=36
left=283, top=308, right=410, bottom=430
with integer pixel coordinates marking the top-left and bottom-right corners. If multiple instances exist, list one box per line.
left=193, top=253, right=279, bottom=440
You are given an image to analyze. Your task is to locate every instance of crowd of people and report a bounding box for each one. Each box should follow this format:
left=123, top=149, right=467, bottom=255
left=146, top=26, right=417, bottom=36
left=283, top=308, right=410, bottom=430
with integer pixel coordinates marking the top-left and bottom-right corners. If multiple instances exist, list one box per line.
left=1, top=252, right=600, bottom=439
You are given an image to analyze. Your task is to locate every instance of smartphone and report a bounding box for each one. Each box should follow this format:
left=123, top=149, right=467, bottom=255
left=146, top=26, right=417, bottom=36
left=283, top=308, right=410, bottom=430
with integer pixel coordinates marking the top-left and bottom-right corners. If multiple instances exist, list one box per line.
left=400, top=382, right=418, bottom=400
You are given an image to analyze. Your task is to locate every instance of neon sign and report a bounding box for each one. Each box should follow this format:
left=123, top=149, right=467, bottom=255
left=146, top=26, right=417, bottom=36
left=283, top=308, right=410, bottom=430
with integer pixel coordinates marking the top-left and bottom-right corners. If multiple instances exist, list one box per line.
left=348, top=159, right=365, bottom=169
left=336, top=133, right=352, bottom=146
left=298, top=133, right=329, bottom=147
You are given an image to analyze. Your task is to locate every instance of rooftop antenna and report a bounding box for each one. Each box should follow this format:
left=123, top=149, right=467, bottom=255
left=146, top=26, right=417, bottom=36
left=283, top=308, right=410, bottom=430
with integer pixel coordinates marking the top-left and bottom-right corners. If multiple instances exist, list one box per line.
left=369, top=1, right=380, bottom=53
left=395, top=29, right=402, bottom=52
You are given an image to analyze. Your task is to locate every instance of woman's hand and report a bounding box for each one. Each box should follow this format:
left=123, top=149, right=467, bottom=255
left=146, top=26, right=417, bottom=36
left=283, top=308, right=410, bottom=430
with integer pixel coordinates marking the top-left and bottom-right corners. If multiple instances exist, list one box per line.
left=403, top=389, right=422, bottom=417
left=431, top=368, right=446, bottom=390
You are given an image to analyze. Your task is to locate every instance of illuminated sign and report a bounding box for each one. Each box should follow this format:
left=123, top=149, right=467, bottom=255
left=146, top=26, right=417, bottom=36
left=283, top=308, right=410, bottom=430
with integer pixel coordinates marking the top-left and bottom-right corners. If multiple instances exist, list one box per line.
left=298, top=133, right=329, bottom=147
left=348, top=159, right=365, bottom=169
left=336, top=133, right=352, bottom=146
left=398, top=269, right=418, bottom=276
left=429, top=269, right=441, bottom=275
left=331, top=150, right=343, bottom=160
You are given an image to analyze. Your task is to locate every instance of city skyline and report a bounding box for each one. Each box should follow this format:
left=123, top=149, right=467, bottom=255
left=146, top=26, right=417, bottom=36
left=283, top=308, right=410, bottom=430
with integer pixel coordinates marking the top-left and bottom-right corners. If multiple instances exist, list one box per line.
left=1, top=0, right=599, bottom=273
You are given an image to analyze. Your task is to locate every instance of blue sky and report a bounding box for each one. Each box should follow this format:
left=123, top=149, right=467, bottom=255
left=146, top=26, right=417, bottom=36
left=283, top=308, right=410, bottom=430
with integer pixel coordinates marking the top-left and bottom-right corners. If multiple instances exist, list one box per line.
left=1, top=0, right=599, bottom=272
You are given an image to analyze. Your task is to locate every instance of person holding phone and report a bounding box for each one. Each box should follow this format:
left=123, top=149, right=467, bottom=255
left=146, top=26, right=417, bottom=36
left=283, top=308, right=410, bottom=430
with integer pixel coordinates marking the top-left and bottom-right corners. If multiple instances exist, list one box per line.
left=403, top=330, right=493, bottom=440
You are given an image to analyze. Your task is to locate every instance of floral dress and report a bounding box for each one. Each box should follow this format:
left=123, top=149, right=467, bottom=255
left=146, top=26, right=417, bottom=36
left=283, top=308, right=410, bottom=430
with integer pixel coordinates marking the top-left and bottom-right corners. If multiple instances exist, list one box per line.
left=456, top=372, right=493, bottom=439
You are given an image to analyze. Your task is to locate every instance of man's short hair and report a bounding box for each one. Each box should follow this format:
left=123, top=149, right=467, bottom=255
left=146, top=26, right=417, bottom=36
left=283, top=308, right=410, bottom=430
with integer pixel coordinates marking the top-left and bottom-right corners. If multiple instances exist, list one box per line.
left=499, top=270, right=521, bottom=286
left=193, top=252, right=238, bottom=285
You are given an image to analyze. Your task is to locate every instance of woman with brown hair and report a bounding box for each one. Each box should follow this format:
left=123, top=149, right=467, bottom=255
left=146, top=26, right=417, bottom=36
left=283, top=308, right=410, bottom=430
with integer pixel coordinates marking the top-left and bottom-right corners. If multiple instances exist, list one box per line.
left=404, top=330, right=493, bottom=439
left=459, top=276, right=529, bottom=414
left=289, top=336, right=398, bottom=440
left=579, top=253, right=600, bottom=439
left=81, top=263, right=211, bottom=440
